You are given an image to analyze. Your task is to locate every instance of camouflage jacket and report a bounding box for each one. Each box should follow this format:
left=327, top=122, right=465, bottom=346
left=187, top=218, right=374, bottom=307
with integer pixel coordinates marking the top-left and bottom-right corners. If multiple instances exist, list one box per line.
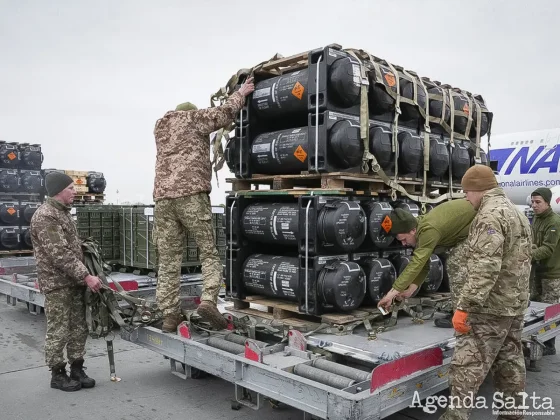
left=152, top=91, right=245, bottom=201
left=30, top=198, right=89, bottom=294
left=457, top=188, right=532, bottom=316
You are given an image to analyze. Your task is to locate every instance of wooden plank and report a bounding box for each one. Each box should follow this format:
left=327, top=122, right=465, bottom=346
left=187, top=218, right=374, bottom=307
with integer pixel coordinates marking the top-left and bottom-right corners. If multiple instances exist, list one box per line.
left=227, top=307, right=315, bottom=330
left=258, top=43, right=342, bottom=73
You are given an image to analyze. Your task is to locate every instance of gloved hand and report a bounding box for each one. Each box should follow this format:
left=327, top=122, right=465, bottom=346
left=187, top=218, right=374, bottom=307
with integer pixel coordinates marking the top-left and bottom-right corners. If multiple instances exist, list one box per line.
left=452, top=310, right=471, bottom=334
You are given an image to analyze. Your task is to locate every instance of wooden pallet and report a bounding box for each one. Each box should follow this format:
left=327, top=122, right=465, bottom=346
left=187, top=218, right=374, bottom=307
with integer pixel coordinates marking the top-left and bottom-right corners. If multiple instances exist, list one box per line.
left=226, top=293, right=452, bottom=332
left=73, top=193, right=105, bottom=203
left=253, top=43, right=342, bottom=76
left=228, top=296, right=384, bottom=329
left=228, top=172, right=428, bottom=194
left=0, top=250, right=34, bottom=256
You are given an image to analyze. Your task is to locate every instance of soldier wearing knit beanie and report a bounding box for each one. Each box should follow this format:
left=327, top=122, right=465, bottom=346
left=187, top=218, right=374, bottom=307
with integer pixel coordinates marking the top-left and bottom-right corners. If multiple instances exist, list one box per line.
left=461, top=164, right=499, bottom=210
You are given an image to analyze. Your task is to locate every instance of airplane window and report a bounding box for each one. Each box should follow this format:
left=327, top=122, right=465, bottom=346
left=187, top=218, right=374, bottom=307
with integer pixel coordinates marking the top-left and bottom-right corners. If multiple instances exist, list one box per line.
left=531, top=140, right=534, bottom=143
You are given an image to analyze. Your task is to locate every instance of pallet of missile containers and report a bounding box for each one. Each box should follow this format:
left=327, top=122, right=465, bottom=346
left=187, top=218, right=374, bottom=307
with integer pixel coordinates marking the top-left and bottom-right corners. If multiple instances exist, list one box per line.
left=220, top=44, right=492, bottom=203
left=223, top=191, right=447, bottom=332
left=0, top=142, right=44, bottom=253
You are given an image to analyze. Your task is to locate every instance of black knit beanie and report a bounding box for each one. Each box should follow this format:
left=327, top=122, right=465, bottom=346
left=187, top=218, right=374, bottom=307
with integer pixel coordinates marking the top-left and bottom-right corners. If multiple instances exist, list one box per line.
left=45, top=172, right=74, bottom=197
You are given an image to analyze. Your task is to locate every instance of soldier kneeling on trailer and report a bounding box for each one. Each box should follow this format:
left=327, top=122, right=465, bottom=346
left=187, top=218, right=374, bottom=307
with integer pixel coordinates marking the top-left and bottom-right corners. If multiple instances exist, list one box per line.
left=377, top=198, right=476, bottom=328
left=152, top=77, right=255, bottom=333
left=529, top=187, right=560, bottom=358
left=30, top=172, right=103, bottom=391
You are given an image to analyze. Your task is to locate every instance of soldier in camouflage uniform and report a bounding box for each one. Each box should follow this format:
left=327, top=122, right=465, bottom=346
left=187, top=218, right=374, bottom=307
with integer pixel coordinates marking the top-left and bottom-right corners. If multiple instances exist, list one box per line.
left=529, top=187, right=560, bottom=357
left=377, top=199, right=476, bottom=328
left=440, top=165, right=532, bottom=420
left=153, top=77, right=255, bottom=332
left=31, top=172, right=102, bottom=392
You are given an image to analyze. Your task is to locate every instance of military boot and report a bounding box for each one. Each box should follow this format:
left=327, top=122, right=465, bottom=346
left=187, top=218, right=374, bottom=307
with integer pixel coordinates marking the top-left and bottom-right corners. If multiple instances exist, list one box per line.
left=197, top=301, right=228, bottom=330
left=434, top=314, right=453, bottom=328
left=162, top=313, right=183, bottom=333
left=543, top=338, right=557, bottom=356
left=70, top=359, right=96, bottom=388
left=51, top=362, right=82, bottom=392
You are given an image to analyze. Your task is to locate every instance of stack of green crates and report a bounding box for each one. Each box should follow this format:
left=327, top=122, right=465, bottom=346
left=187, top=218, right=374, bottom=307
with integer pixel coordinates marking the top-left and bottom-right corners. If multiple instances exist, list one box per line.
left=75, top=205, right=120, bottom=261
left=75, top=204, right=226, bottom=270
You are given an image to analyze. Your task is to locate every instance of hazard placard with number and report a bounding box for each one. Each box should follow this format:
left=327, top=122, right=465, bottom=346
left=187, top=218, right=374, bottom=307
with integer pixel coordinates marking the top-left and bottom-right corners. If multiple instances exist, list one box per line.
left=294, top=145, right=307, bottom=163
left=381, top=215, right=393, bottom=234
left=292, top=82, right=305, bottom=100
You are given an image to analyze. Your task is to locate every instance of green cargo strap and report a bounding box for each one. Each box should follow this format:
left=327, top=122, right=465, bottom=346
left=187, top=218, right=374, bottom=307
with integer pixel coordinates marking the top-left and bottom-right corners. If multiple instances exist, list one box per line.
left=448, top=89, right=472, bottom=142
left=83, top=238, right=161, bottom=336
left=425, top=80, right=452, bottom=134
left=465, top=94, right=474, bottom=141
left=345, top=49, right=374, bottom=173
left=416, top=76, right=432, bottom=208
left=473, top=100, right=482, bottom=163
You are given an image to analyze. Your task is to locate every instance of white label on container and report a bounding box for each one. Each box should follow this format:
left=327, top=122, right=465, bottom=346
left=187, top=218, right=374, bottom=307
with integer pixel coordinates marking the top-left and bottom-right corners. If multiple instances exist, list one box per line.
left=252, top=143, right=271, bottom=153
left=253, top=87, right=271, bottom=99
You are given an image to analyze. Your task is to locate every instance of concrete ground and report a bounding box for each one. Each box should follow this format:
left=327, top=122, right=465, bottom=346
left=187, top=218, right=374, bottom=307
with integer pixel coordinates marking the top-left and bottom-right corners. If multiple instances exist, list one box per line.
left=1, top=302, right=559, bottom=420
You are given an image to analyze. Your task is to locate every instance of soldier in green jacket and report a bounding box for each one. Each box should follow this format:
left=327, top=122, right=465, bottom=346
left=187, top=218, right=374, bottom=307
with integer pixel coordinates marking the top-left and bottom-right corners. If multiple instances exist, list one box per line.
left=530, top=187, right=560, bottom=356
left=377, top=199, right=476, bottom=328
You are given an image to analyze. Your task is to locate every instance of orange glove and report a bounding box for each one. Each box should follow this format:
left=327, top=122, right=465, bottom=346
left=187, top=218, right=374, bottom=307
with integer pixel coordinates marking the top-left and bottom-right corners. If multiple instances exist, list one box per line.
left=452, top=310, right=471, bottom=334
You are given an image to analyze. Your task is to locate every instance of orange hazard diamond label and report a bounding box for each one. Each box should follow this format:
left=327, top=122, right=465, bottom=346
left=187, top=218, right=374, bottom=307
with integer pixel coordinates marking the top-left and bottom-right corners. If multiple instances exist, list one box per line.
left=7, top=207, right=16, bottom=215
left=75, top=178, right=84, bottom=185
left=7, top=152, right=16, bottom=160
left=381, top=215, right=393, bottom=234
left=292, top=81, right=305, bottom=100
left=462, top=103, right=470, bottom=115
left=294, top=145, right=307, bottom=163
left=384, top=73, right=396, bottom=87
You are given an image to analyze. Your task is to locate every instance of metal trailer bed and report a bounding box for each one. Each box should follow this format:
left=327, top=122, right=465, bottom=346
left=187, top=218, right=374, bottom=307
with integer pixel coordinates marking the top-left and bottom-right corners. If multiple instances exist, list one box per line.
left=120, top=301, right=560, bottom=420
left=0, top=270, right=205, bottom=315
left=2, top=257, right=558, bottom=419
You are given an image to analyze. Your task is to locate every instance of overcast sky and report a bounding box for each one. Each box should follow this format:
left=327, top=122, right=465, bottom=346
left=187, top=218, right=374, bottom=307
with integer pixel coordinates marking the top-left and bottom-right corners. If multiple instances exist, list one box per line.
left=1, top=0, right=559, bottom=205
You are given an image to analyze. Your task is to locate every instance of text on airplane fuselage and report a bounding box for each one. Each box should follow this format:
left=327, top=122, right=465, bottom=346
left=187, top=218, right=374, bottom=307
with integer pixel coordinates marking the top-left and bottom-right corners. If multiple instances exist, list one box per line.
left=490, top=145, right=560, bottom=175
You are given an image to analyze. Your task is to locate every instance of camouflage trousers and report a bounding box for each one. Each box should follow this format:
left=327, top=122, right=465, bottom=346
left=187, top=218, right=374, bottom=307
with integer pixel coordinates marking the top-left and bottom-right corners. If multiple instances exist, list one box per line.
left=154, top=193, right=222, bottom=316
left=440, top=239, right=470, bottom=313
left=44, top=287, right=89, bottom=369
left=439, top=313, right=526, bottom=420
left=539, top=277, right=560, bottom=304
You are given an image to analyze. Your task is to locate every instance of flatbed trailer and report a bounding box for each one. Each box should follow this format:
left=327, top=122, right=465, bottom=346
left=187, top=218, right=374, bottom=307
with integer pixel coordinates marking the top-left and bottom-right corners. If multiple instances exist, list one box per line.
left=120, top=301, right=560, bottom=420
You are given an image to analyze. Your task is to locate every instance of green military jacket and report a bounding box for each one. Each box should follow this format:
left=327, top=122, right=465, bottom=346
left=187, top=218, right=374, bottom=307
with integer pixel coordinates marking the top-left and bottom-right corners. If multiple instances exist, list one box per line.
left=456, top=188, right=532, bottom=316
left=532, top=207, right=560, bottom=279
left=392, top=199, right=477, bottom=292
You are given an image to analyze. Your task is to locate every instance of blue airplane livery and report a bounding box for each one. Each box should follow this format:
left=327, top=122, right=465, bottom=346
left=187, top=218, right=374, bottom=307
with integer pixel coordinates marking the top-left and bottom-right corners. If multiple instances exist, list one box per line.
left=489, top=128, right=560, bottom=209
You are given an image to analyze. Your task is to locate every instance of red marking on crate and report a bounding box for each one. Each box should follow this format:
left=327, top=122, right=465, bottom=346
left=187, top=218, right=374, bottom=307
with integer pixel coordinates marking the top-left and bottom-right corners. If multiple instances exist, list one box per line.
left=370, top=347, right=443, bottom=393
left=545, top=303, right=560, bottom=322
left=178, top=322, right=191, bottom=339
left=108, top=280, right=138, bottom=291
